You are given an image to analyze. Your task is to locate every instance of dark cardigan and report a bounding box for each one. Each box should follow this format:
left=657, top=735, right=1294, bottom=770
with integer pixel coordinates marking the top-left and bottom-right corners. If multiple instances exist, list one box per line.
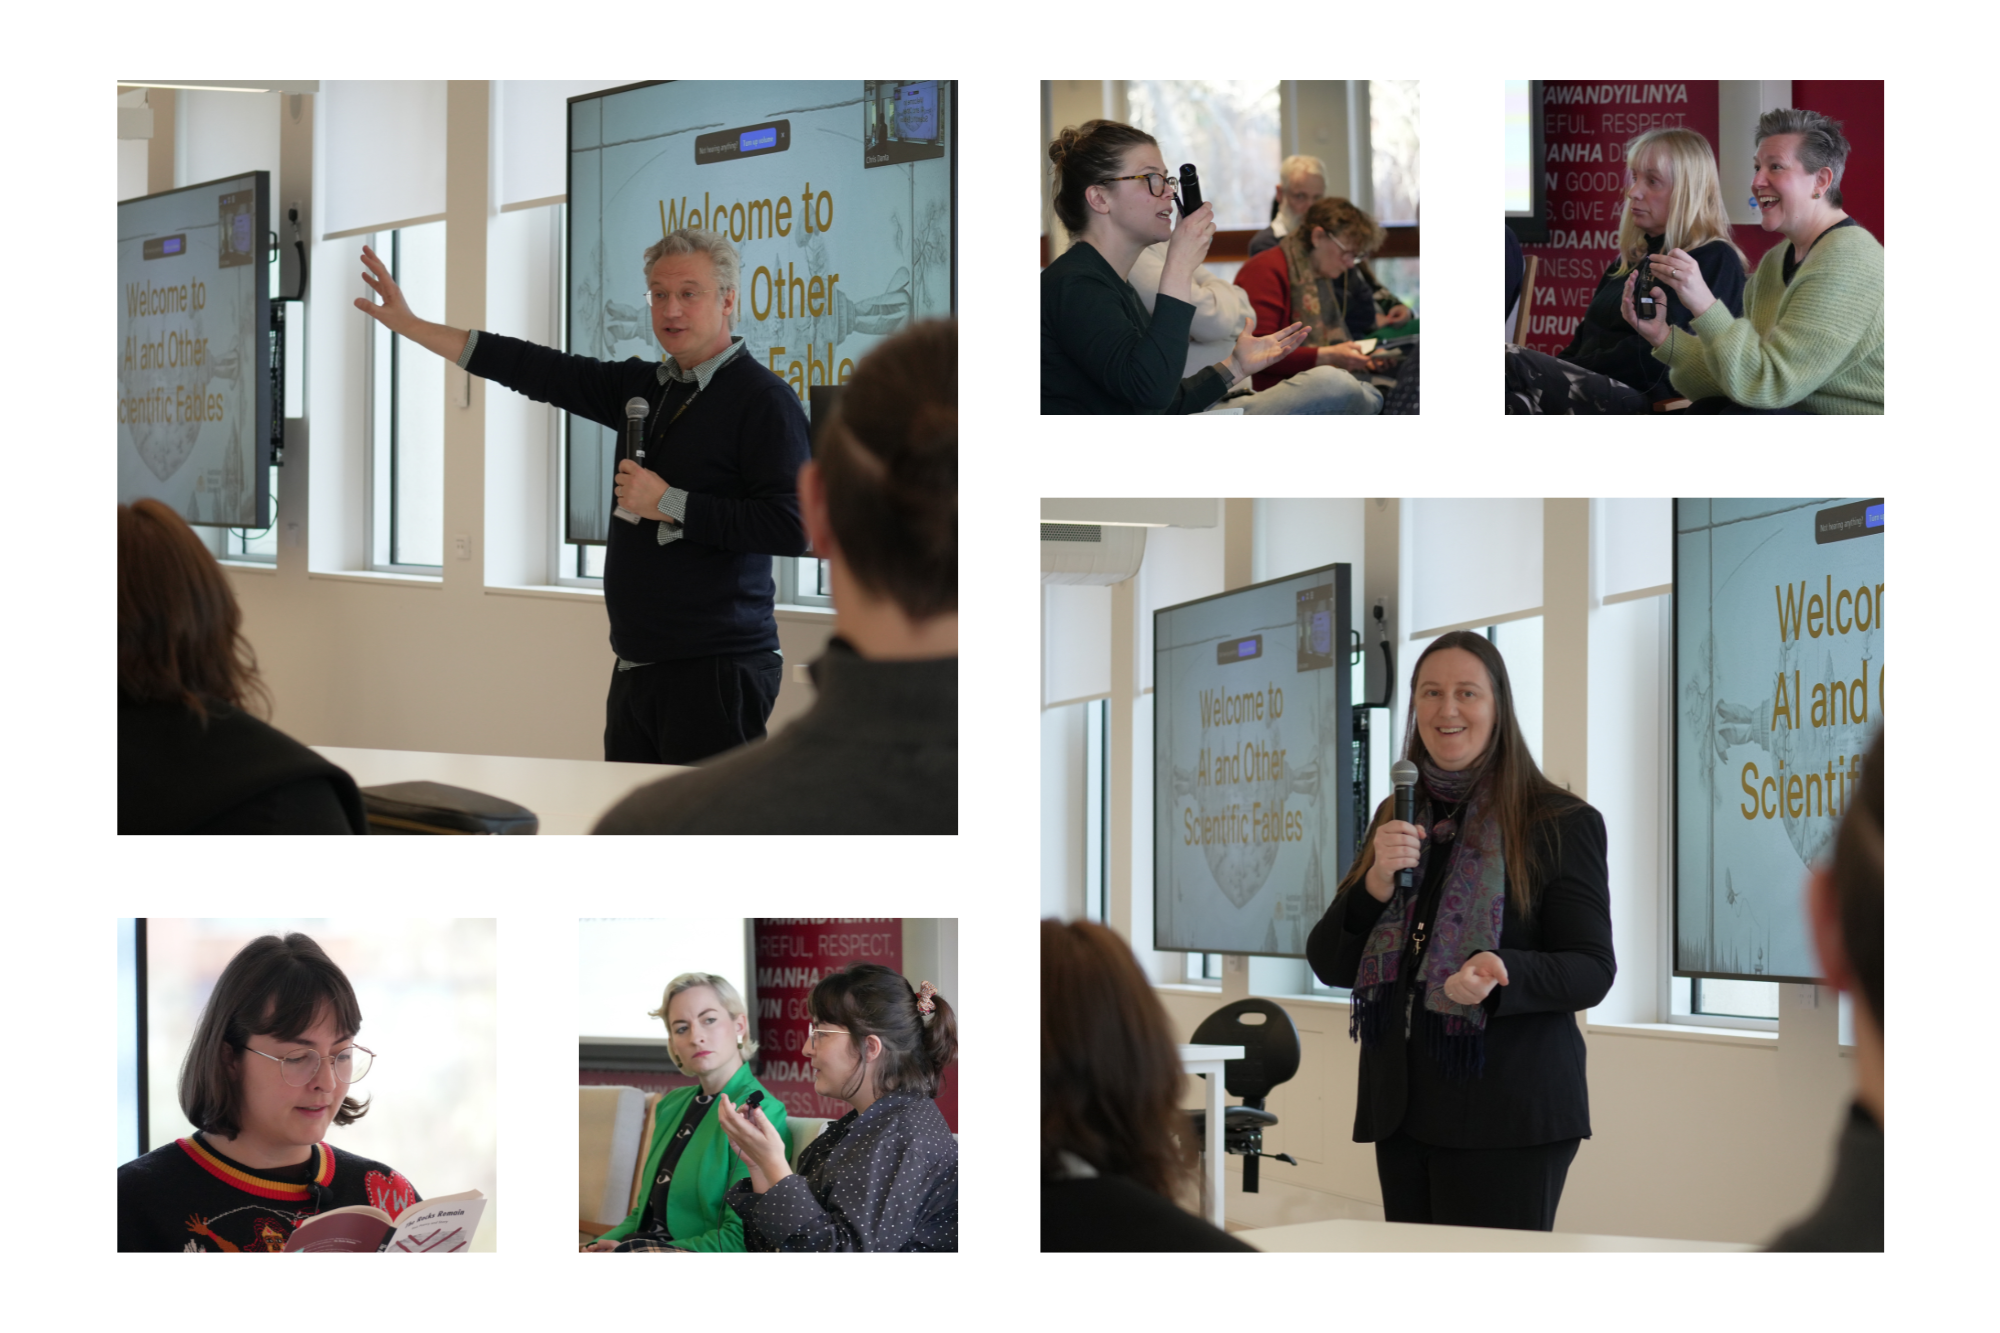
left=1307, top=800, right=1615, bottom=1149
left=1558, top=236, right=1745, bottom=398
left=119, top=696, right=364, bottom=834
left=1041, top=242, right=1231, bottom=414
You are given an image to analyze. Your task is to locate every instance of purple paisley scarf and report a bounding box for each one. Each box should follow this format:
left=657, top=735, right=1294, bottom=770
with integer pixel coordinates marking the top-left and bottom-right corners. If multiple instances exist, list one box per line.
left=1347, top=755, right=1506, bottom=1078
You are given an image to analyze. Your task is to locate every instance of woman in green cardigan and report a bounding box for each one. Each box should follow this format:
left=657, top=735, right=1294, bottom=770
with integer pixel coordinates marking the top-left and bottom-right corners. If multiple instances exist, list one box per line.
left=1623, top=107, right=1883, bottom=414
left=583, top=972, right=788, bottom=1252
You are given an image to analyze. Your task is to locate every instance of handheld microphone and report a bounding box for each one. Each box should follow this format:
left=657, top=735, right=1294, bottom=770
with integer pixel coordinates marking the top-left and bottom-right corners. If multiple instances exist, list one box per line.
left=613, top=396, right=650, bottom=524
left=1178, top=163, right=1202, bottom=217
left=1391, top=759, right=1419, bottom=890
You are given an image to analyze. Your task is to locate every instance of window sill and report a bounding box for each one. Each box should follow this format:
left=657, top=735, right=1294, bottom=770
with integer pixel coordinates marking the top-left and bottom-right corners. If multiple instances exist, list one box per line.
left=308, top=569, right=443, bottom=589
left=775, top=604, right=837, bottom=623
left=1156, top=981, right=1222, bottom=995
left=219, top=561, right=277, bottom=575
left=484, top=582, right=603, bottom=603
left=1584, top=1019, right=1777, bottom=1048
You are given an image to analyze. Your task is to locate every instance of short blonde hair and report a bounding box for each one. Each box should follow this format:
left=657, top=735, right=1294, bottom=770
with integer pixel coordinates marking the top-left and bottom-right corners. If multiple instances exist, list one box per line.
left=647, top=972, right=758, bottom=1074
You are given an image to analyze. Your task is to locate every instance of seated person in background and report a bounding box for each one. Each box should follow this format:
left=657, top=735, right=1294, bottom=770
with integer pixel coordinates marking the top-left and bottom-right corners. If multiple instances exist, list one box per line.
left=1505, top=127, right=1746, bottom=414
left=1041, top=119, right=1307, bottom=413
left=716, top=965, right=957, bottom=1251
left=594, top=320, right=957, bottom=835
left=584, top=972, right=788, bottom=1252
left=1768, top=726, right=1882, bottom=1250
left=1041, top=919, right=1252, bottom=1251
left=1127, top=242, right=1377, bottom=415
left=118, top=499, right=364, bottom=834
left=1246, top=153, right=1328, bottom=258
left=1635, top=108, right=1882, bottom=414
left=1232, top=197, right=1401, bottom=407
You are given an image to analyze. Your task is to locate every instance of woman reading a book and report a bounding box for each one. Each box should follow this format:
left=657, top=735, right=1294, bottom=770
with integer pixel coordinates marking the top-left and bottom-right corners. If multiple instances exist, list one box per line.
left=117, top=933, right=419, bottom=1252
left=584, top=972, right=788, bottom=1252
left=715, top=964, right=958, bottom=1250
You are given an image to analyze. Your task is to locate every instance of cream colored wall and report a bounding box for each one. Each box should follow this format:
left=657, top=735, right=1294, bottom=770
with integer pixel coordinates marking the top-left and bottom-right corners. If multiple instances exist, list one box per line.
left=205, top=82, right=831, bottom=760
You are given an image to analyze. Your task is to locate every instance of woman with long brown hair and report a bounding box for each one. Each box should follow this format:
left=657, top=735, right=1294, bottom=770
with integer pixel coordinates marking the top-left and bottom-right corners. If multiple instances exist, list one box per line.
left=1041, top=919, right=1251, bottom=1251
left=118, top=499, right=364, bottom=833
left=1307, top=631, right=1614, bottom=1231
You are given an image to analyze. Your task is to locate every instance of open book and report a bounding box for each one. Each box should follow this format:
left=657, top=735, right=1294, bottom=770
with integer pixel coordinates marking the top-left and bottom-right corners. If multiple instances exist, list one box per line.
left=283, top=1189, right=487, bottom=1252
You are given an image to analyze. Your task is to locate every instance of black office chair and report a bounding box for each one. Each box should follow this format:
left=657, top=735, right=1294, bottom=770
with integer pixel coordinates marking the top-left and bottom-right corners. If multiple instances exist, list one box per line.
left=1185, top=998, right=1301, bottom=1192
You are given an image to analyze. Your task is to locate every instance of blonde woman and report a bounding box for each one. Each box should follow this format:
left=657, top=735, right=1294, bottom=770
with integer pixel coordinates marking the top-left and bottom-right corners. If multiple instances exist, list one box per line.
left=1505, top=127, right=1746, bottom=413
left=583, top=973, right=787, bottom=1252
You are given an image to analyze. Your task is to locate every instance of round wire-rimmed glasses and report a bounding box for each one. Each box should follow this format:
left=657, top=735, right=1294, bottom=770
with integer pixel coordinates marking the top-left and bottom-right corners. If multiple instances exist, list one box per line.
left=803, top=1025, right=850, bottom=1051
left=243, top=1043, right=374, bottom=1086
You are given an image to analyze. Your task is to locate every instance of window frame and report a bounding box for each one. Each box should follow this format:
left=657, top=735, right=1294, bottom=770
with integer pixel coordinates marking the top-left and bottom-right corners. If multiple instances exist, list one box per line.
left=364, top=226, right=445, bottom=575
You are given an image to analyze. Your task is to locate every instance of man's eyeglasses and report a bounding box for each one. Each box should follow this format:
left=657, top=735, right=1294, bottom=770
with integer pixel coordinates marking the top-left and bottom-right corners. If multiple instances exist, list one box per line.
left=1100, top=173, right=1179, bottom=199
left=643, top=288, right=714, bottom=307
left=243, top=1043, right=374, bottom=1087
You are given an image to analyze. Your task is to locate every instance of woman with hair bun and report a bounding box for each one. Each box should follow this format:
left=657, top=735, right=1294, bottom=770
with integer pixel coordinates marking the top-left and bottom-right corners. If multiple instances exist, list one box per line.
left=1635, top=107, right=1883, bottom=413
left=583, top=972, right=788, bottom=1252
left=1505, top=127, right=1746, bottom=413
left=1041, top=119, right=1309, bottom=413
left=1308, top=632, right=1615, bottom=1231
left=595, top=319, right=956, bottom=834
left=716, top=963, right=958, bottom=1251
left=119, top=499, right=365, bottom=833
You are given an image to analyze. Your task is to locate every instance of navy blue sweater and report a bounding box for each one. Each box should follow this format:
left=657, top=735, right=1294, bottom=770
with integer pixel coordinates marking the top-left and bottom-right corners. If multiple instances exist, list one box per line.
left=466, top=332, right=810, bottom=662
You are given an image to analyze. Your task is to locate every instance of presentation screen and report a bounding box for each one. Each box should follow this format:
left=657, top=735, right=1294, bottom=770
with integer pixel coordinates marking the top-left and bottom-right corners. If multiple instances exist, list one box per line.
left=118, top=171, right=272, bottom=528
left=1503, top=80, right=1546, bottom=242
left=1674, top=498, right=1883, bottom=983
left=564, top=80, right=956, bottom=545
left=1155, top=564, right=1354, bottom=959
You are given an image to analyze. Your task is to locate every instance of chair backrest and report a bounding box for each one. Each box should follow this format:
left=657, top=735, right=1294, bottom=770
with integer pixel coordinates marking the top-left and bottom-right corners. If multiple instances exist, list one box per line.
left=788, top=1116, right=828, bottom=1163
left=578, top=1084, right=650, bottom=1228
left=1510, top=254, right=1540, bottom=346
left=1189, top=999, right=1301, bottom=1105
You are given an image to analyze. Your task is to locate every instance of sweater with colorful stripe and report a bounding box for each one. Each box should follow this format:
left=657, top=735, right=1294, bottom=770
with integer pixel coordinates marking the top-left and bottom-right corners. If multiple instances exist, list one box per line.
left=118, top=1134, right=418, bottom=1252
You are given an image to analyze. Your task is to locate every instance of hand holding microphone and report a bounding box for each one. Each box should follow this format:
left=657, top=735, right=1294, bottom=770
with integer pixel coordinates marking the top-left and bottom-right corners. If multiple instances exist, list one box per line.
left=613, top=397, right=651, bottom=524
left=1364, top=760, right=1425, bottom=904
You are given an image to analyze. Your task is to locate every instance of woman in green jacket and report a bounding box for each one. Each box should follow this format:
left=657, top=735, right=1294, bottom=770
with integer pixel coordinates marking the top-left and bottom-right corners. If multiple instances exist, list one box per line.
left=584, top=972, right=788, bottom=1252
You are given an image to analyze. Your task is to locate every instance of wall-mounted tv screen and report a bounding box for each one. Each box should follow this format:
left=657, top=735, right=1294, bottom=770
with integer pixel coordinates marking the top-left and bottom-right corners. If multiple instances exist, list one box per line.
left=1155, top=563, right=1354, bottom=958
left=564, top=80, right=956, bottom=545
left=118, top=171, right=272, bottom=528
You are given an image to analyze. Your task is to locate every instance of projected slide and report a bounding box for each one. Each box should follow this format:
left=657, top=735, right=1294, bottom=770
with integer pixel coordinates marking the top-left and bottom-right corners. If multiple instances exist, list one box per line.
left=1155, top=566, right=1353, bottom=958
left=117, top=172, right=269, bottom=528
left=566, top=81, right=954, bottom=544
left=1676, top=499, right=1883, bottom=982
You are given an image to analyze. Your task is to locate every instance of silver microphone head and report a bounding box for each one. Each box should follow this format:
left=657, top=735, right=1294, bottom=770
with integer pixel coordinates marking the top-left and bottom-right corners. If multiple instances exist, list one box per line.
left=1390, top=759, right=1419, bottom=789
left=625, top=396, right=650, bottom=421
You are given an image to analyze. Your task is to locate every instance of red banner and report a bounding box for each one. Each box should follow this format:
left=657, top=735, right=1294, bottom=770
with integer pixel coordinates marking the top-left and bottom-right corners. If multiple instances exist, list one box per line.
left=752, top=919, right=903, bottom=1122
left=1520, top=82, right=1719, bottom=356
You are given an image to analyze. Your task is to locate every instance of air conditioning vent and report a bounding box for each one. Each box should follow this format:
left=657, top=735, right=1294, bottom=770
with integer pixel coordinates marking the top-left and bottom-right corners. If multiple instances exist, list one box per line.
left=1041, top=523, right=1102, bottom=543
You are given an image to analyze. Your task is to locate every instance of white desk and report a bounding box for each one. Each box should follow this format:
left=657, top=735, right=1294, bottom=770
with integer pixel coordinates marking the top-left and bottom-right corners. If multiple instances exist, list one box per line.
left=1178, top=1043, right=1244, bottom=1230
left=312, top=746, right=685, bottom=835
left=1246, top=1217, right=1755, bottom=1252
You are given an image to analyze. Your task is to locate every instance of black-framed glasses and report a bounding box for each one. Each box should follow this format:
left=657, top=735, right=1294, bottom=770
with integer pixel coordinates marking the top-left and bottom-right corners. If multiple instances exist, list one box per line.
left=243, top=1043, right=374, bottom=1087
left=1100, top=172, right=1179, bottom=198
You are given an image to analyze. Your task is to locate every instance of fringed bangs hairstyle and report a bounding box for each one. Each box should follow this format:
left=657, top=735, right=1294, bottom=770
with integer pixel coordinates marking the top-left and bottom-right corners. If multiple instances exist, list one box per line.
left=180, top=933, right=369, bottom=1138
left=1833, top=727, right=1884, bottom=1025
left=647, top=971, right=759, bottom=1074
left=1615, top=128, right=1746, bottom=274
left=815, top=319, right=956, bottom=621
left=1048, top=119, right=1159, bottom=238
left=1041, top=919, right=1197, bottom=1205
left=118, top=498, right=271, bottom=724
left=808, top=963, right=956, bottom=1101
left=1337, top=631, right=1583, bottom=917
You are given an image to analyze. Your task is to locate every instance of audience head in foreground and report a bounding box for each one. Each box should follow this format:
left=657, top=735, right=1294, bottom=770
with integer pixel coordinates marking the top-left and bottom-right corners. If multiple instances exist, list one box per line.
left=586, top=971, right=788, bottom=1252
left=117, top=933, right=415, bottom=1250
left=715, top=964, right=960, bottom=1250
left=1769, top=725, right=1883, bottom=1251
left=1040, top=919, right=1252, bottom=1251
left=592, top=319, right=958, bottom=835
left=117, top=501, right=363, bottom=834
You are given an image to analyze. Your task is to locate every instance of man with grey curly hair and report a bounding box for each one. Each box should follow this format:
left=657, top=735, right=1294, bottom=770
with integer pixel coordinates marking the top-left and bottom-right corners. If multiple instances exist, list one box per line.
left=355, top=227, right=811, bottom=764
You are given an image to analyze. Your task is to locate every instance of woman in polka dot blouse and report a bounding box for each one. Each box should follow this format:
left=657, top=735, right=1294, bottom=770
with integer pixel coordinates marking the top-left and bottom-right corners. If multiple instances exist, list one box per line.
left=716, top=964, right=958, bottom=1251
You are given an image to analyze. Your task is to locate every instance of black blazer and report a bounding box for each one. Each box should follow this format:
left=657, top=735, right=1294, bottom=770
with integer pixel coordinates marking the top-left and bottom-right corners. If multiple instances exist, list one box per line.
left=119, top=696, right=365, bottom=834
left=1307, top=800, right=1614, bottom=1149
left=1041, top=1174, right=1254, bottom=1252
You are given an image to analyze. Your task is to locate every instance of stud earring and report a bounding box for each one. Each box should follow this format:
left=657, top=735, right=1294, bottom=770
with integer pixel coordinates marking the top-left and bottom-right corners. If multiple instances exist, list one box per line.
left=1812, top=191, right=1821, bottom=199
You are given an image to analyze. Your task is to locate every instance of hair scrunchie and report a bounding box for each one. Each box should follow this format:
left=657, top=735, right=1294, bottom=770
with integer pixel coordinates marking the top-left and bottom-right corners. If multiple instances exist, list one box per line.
left=915, top=980, right=938, bottom=1015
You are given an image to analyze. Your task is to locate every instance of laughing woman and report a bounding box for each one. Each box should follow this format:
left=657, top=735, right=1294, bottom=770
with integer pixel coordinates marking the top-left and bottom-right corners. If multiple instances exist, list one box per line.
left=716, top=964, right=958, bottom=1250
left=584, top=973, right=787, bottom=1252
left=117, top=934, right=417, bottom=1251
left=1631, top=108, right=1883, bottom=413
left=1041, top=119, right=1308, bottom=413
